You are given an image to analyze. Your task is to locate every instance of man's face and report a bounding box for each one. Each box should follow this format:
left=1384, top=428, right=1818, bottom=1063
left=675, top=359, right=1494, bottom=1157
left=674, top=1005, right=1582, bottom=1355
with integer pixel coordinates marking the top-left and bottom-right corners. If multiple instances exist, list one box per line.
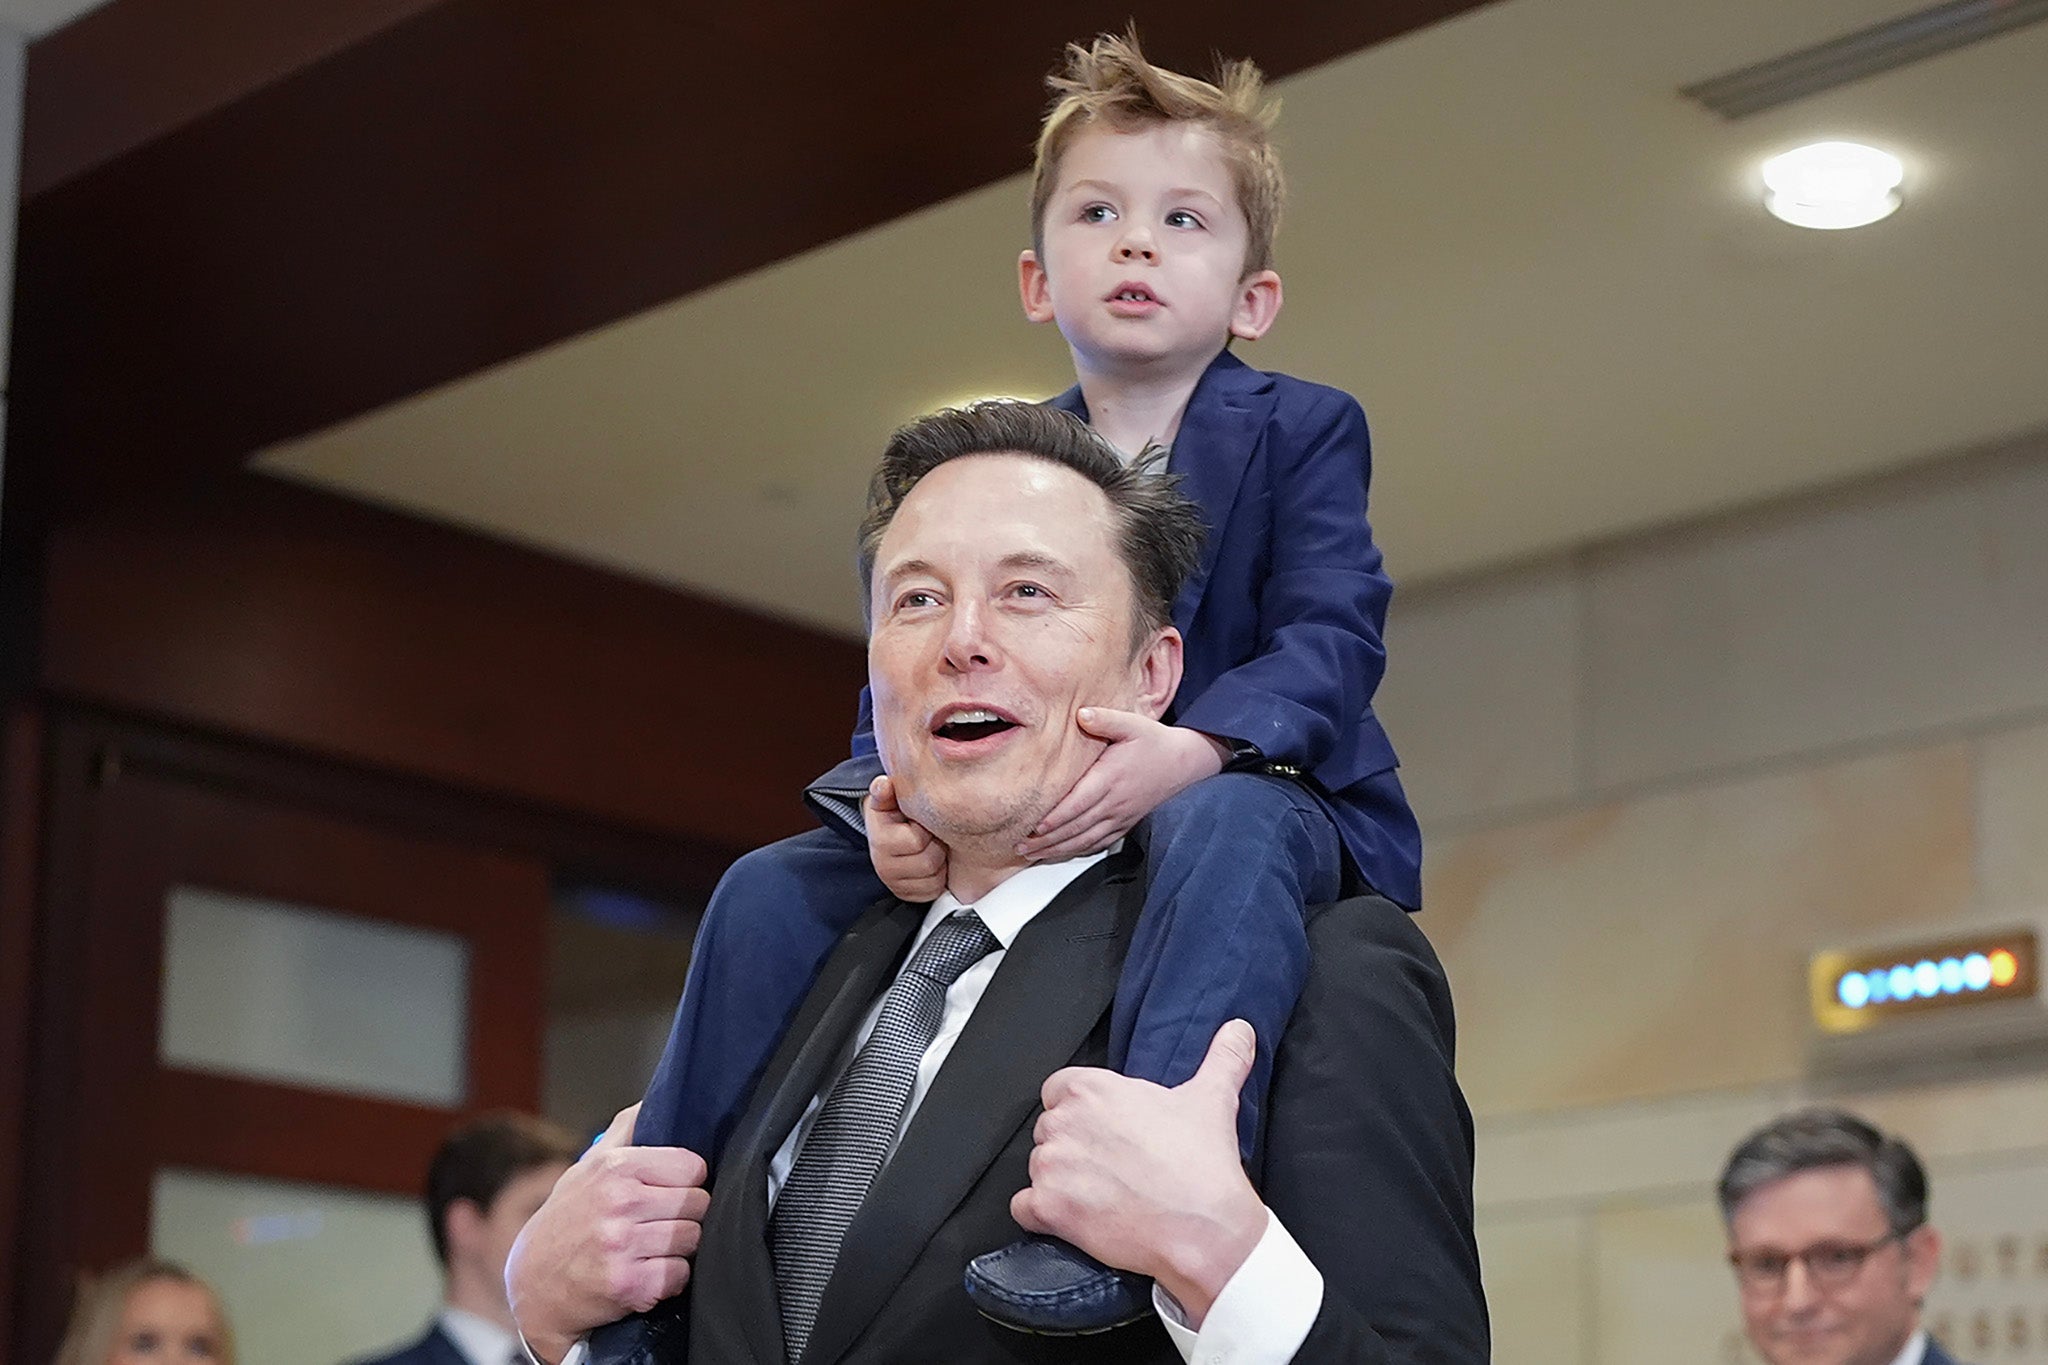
left=867, top=453, right=1179, bottom=855
left=1020, top=123, right=1278, bottom=377
left=462, top=1160, right=571, bottom=1310
left=1728, top=1165, right=1940, bottom=1365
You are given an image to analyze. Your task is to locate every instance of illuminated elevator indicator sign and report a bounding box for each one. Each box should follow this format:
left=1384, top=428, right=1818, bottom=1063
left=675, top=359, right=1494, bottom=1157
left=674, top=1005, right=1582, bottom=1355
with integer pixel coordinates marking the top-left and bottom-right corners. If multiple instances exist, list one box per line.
left=1811, top=929, right=2038, bottom=1036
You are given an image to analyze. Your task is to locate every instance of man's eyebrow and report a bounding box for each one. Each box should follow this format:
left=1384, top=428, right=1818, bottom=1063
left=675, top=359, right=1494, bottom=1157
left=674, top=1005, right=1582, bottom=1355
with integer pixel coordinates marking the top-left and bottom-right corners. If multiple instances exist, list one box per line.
left=878, top=557, right=939, bottom=589
left=997, top=552, right=1076, bottom=577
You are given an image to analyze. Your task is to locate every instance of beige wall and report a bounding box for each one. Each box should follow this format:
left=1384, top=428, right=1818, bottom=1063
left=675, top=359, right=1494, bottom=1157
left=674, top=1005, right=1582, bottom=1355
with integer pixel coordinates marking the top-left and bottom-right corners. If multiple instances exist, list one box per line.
left=1379, top=427, right=2048, bottom=1362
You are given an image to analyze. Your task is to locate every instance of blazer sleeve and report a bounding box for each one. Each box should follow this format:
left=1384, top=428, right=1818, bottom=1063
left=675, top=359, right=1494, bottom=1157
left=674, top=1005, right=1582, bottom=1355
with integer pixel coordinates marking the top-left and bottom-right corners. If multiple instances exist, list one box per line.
left=1173, top=390, right=1391, bottom=773
left=1264, top=898, right=1490, bottom=1365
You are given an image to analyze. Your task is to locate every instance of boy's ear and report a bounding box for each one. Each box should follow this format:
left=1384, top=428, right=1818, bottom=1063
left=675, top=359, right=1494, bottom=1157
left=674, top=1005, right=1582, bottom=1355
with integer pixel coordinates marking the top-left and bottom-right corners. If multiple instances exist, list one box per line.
left=1018, top=249, right=1057, bottom=325
left=1229, top=269, right=1284, bottom=342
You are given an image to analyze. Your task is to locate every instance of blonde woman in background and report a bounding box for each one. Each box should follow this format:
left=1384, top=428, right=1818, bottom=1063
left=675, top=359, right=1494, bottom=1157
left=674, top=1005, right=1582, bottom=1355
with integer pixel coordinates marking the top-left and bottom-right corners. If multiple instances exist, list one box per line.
left=52, top=1258, right=233, bottom=1365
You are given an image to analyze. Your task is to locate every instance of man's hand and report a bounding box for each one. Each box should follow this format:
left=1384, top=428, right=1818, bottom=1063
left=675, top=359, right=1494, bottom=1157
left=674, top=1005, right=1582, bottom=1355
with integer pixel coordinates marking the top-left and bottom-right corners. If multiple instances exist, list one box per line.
left=865, top=774, right=947, bottom=902
left=1010, top=1021, right=1270, bottom=1326
left=1015, top=710, right=1229, bottom=862
left=505, top=1104, right=712, bottom=1365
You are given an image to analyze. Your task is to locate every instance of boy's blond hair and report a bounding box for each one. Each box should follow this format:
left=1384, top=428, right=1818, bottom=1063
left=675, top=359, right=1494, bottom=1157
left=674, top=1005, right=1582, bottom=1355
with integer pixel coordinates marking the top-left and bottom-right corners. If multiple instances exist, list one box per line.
left=1030, top=30, right=1283, bottom=277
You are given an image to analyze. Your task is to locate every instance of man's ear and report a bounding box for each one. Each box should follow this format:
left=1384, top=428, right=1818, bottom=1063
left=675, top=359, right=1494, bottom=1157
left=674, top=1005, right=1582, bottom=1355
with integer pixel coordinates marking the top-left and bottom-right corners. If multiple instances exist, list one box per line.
left=1019, top=249, right=1057, bottom=324
left=1230, top=269, right=1284, bottom=341
left=1132, top=627, right=1185, bottom=721
left=1904, top=1225, right=1942, bottom=1303
left=444, top=1197, right=485, bottom=1263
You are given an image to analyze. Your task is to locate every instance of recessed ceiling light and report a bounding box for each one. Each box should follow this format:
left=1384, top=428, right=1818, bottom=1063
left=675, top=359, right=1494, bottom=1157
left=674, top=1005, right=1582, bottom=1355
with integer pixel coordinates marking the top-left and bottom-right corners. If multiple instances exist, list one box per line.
left=1760, top=141, right=1904, bottom=229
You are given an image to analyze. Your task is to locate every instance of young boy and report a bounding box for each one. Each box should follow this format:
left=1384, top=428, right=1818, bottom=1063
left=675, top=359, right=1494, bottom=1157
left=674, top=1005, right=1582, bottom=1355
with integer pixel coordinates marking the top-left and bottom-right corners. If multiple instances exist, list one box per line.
left=631, top=31, right=1421, bottom=1335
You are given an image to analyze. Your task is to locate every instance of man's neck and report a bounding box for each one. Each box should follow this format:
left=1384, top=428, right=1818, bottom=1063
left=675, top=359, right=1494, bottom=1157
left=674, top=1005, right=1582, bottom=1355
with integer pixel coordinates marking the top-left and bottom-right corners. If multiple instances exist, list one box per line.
left=945, top=851, right=1029, bottom=905
left=442, top=1272, right=515, bottom=1335
left=1073, top=350, right=1218, bottom=456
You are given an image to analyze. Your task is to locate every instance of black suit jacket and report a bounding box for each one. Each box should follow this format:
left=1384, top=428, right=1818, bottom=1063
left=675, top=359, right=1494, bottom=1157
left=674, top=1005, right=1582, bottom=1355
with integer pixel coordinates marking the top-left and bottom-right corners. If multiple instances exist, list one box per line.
left=603, top=854, right=1487, bottom=1364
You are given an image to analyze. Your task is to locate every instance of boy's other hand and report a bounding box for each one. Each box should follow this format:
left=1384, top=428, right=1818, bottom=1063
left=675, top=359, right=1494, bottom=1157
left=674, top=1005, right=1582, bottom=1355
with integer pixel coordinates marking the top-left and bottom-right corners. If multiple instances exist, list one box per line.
left=1016, top=709, right=1228, bottom=862
left=866, top=774, right=948, bottom=902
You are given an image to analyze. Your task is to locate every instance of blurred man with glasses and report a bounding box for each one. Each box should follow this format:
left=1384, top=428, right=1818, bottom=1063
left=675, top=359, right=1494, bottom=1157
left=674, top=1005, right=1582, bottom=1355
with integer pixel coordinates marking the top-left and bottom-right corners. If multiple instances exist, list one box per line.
left=1718, top=1108, right=1967, bottom=1365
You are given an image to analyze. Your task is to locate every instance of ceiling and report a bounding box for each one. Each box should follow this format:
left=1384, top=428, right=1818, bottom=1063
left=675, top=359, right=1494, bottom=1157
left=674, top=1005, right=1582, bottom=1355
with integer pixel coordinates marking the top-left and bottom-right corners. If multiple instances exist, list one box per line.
left=0, top=0, right=105, bottom=37
left=257, top=0, right=2048, bottom=638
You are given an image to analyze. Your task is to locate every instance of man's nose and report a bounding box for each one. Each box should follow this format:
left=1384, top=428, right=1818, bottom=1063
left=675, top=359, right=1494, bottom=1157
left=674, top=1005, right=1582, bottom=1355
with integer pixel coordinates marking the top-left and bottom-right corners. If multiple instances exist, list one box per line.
left=940, top=601, right=999, bottom=672
left=1777, top=1261, right=1822, bottom=1313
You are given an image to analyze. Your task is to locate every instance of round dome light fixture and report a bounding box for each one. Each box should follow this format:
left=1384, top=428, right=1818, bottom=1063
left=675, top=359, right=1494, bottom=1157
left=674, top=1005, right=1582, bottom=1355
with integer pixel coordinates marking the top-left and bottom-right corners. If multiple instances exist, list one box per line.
left=1760, top=141, right=1904, bottom=229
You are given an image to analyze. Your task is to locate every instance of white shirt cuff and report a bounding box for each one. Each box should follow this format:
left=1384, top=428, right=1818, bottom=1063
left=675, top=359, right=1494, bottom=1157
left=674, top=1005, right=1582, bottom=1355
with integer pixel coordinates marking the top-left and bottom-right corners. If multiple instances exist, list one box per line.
left=520, top=1331, right=589, bottom=1365
left=1152, top=1210, right=1324, bottom=1365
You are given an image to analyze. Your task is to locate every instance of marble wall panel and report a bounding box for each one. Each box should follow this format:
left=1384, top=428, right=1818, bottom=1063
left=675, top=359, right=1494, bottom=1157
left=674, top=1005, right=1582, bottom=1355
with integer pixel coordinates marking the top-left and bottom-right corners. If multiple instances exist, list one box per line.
left=1980, top=720, right=2048, bottom=915
left=1425, top=742, right=1975, bottom=1117
left=1592, top=1196, right=1751, bottom=1365
left=1476, top=1210, right=1591, bottom=1365
left=1581, top=437, right=2048, bottom=793
left=1380, top=563, right=1583, bottom=828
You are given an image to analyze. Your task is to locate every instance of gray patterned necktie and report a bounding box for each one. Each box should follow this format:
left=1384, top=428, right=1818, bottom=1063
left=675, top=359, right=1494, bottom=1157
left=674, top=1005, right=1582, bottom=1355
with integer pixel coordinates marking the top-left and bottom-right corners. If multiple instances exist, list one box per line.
left=770, top=907, right=1000, bottom=1363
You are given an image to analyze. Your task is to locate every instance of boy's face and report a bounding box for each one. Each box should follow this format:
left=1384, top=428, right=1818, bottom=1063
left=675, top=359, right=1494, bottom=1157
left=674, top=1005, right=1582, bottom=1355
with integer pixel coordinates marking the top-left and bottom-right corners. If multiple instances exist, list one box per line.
left=1021, top=123, right=1281, bottom=379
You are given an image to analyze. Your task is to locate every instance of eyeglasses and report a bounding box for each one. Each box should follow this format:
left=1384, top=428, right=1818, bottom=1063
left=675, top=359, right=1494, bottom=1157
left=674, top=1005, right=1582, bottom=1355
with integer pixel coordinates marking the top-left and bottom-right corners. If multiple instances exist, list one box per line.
left=1728, top=1229, right=1912, bottom=1293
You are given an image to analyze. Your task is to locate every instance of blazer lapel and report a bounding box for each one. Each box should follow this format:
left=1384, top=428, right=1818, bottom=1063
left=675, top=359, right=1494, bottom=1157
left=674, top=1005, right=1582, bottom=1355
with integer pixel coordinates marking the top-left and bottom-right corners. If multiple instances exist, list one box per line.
left=711, top=899, right=925, bottom=1365
left=1165, top=352, right=1270, bottom=630
left=1045, top=356, right=1272, bottom=630
left=799, top=856, right=1141, bottom=1365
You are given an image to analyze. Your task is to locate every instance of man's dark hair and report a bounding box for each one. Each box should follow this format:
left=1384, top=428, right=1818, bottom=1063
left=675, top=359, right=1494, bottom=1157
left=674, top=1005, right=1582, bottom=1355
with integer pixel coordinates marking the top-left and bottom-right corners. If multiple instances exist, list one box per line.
left=425, top=1110, right=583, bottom=1266
left=1717, top=1106, right=1929, bottom=1235
left=856, top=401, right=1206, bottom=647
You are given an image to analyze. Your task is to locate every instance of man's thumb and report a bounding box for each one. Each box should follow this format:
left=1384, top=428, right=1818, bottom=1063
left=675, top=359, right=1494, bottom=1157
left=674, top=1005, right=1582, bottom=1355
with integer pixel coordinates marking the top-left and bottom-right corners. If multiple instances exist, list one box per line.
left=1188, top=1019, right=1256, bottom=1097
left=869, top=774, right=899, bottom=812
left=591, top=1100, right=641, bottom=1155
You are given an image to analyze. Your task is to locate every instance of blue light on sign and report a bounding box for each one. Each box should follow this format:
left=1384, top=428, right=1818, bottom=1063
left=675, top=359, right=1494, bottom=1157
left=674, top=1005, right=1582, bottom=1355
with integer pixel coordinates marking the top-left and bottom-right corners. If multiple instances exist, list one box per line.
left=1838, top=973, right=1871, bottom=1009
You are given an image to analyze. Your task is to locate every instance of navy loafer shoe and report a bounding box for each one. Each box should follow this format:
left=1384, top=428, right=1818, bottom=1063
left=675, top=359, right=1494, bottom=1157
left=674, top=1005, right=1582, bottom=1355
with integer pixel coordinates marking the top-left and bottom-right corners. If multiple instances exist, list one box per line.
left=963, top=1234, right=1153, bottom=1335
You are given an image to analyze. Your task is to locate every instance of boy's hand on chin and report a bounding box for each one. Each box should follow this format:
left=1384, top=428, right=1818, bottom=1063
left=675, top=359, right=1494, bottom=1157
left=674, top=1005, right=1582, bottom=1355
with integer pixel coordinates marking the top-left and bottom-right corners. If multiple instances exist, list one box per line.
left=866, top=774, right=949, bottom=901
left=1015, top=709, right=1229, bottom=862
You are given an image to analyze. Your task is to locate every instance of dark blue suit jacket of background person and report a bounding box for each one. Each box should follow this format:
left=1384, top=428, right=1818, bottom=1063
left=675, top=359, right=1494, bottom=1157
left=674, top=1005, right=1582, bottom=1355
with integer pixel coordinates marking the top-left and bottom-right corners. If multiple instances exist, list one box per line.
left=347, top=1323, right=466, bottom=1365
left=812, top=348, right=1422, bottom=909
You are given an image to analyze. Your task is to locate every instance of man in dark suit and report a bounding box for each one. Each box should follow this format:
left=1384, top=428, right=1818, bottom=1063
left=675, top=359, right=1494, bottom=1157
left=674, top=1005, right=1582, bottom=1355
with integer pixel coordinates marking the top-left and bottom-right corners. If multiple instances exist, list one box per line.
left=351, top=1112, right=580, bottom=1365
left=506, top=404, right=1486, bottom=1364
left=1721, top=1108, right=1972, bottom=1365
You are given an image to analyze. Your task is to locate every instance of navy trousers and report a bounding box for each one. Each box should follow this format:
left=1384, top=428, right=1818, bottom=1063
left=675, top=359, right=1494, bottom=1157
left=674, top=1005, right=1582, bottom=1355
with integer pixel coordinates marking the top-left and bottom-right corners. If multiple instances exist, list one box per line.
left=632, top=773, right=1341, bottom=1165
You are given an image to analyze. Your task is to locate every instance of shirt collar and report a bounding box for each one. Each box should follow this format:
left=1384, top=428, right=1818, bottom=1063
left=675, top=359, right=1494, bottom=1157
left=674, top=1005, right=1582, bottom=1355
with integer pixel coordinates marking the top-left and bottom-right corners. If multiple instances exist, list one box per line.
left=438, top=1306, right=517, bottom=1365
left=1889, top=1329, right=1929, bottom=1365
left=923, top=844, right=1120, bottom=949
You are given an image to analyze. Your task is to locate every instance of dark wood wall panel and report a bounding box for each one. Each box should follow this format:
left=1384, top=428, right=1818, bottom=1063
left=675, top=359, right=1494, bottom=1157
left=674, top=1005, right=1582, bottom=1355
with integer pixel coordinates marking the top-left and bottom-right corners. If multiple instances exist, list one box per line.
left=0, top=707, right=43, bottom=1358
left=39, top=475, right=868, bottom=853
left=21, top=0, right=443, bottom=197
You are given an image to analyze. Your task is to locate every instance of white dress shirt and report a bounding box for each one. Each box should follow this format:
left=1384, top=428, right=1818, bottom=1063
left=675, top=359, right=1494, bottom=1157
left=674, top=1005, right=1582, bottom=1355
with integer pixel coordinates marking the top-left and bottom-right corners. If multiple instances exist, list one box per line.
left=440, top=1305, right=520, bottom=1365
left=1889, top=1329, right=1930, bottom=1365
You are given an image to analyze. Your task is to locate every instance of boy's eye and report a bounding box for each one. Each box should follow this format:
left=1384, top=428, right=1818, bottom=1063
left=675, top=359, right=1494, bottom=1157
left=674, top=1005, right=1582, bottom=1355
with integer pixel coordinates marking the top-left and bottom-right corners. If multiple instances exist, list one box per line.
left=1164, top=209, right=1203, bottom=229
left=1079, top=203, right=1117, bottom=223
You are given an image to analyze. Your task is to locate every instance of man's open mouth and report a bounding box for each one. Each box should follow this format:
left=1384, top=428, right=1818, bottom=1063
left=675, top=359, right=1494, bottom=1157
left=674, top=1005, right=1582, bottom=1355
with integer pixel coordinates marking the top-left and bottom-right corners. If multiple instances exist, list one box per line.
left=932, top=707, right=1021, bottom=742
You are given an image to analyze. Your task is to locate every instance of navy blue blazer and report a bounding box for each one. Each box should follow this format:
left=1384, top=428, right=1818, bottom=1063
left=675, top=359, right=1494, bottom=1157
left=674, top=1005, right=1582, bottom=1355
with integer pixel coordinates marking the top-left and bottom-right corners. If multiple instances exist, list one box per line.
left=346, top=1322, right=469, bottom=1365
left=810, top=349, right=1422, bottom=908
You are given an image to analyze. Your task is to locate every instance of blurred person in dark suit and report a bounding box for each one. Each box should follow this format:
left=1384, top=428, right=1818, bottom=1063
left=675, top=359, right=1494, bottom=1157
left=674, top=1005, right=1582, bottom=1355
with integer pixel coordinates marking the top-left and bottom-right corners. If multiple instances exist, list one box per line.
left=1721, top=1108, right=1969, bottom=1365
left=350, top=1112, right=581, bottom=1365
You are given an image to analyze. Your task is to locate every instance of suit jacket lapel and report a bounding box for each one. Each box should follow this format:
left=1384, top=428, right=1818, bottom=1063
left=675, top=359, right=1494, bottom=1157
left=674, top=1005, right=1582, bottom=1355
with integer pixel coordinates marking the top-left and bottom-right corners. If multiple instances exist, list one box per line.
left=711, top=899, right=925, bottom=1365
left=800, top=857, right=1141, bottom=1365
left=1046, top=355, right=1272, bottom=631
left=1165, top=352, right=1269, bottom=629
